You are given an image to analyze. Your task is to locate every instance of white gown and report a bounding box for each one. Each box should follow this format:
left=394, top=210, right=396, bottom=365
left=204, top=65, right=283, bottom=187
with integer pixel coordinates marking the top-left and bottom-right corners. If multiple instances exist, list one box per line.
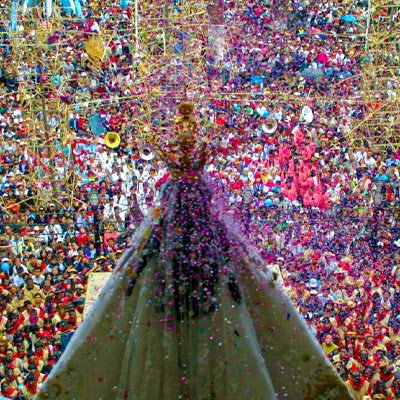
left=36, top=178, right=352, bottom=400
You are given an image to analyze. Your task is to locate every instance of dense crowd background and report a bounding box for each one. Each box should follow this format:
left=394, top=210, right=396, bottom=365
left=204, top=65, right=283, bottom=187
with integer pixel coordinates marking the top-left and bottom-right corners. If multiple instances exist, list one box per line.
left=0, top=0, right=398, bottom=399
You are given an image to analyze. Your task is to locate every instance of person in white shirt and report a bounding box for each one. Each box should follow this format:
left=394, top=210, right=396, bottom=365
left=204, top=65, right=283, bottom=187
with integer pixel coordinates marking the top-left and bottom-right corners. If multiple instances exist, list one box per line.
left=364, top=149, right=376, bottom=167
left=113, top=191, right=128, bottom=220
left=317, top=287, right=335, bottom=308
left=15, top=183, right=29, bottom=198
left=110, top=165, right=122, bottom=184
left=97, top=147, right=109, bottom=169
left=35, top=226, right=49, bottom=245
left=386, top=153, right=400, bottom=168
left=32, top=268, right=45, bottom=287
left=90, top=20, right=100, bottom=33
left=354, top=146, right=367, bottom=164
left=8, top=233, right=24, bottom=258
left=103, top=201, right=115, bottom=220
left=11, top=263, right=28, bottom=288
left=43, top=217, right=64, bottom=243
left=134, top=164, right=149, bottom=191
left=146, top=169, right=158, bottom=195
left=63, top=225, right=77, bottom=242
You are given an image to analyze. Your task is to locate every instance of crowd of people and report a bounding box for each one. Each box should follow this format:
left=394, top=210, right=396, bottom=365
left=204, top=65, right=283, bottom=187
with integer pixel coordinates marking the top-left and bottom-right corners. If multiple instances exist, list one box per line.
left=0, top=0, right=398, bottom=398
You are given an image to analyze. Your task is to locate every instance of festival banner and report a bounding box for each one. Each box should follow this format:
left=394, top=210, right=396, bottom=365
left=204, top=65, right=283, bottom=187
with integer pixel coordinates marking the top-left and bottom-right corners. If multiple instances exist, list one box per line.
left=88, top=114, right=106, bottom=136
left=84, top=272, right=112, bottom=317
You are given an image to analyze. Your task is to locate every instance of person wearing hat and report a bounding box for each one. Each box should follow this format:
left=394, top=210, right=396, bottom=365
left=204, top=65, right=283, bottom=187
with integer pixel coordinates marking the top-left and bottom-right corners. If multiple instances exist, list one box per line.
left=369, top=345, right=389, bottom=370
left=73, top=297, right=85, bottom=320
left=69, top=250, right=80, bottom=262
left=47, top=202, right=57, bottom=213
left=65, top=263, right=79, bottom=274
left=95, top=255, right=107, bottom=263
left=0, top=256, right=11, bottom=276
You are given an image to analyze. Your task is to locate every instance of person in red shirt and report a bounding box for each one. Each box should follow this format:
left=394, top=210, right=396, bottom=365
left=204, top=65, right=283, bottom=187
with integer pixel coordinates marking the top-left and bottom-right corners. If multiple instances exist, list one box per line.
left=6, top=311, right=23, bottom=336
left=0, top=379, right=20, bottom=398
left=108, top=111, right=123, bottom=132
left=38, top=319, right=55, bottom=341
left=345, top=370, right=369, bottom=398
left=97, top=83, right=108, bottom=97
left=61, top=289, right=76, bottom=306
left=21, top=373, right=41, bottom=399
left=76, top=226, right=89, bottom=247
